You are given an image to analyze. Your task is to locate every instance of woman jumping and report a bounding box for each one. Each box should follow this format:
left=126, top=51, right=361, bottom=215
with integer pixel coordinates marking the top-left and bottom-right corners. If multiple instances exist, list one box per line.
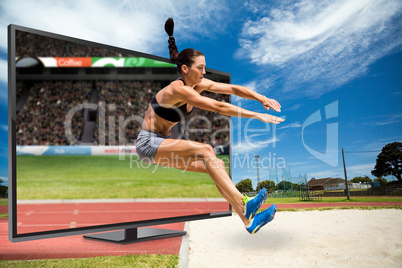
left=136, top=18, right=285, bottom=234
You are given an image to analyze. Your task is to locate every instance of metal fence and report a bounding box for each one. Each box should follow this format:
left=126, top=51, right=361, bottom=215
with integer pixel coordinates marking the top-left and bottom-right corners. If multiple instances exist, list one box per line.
left=323, top=188, right=402, bottom=197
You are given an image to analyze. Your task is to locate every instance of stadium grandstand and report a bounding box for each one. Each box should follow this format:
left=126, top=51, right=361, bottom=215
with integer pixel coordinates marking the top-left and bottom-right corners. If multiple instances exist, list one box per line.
left=15, top=31, right=230, bottom=149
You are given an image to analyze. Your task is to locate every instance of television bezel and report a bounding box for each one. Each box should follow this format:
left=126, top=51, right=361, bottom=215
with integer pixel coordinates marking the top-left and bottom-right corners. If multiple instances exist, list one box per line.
left=8, top=24, right=232, bottom=242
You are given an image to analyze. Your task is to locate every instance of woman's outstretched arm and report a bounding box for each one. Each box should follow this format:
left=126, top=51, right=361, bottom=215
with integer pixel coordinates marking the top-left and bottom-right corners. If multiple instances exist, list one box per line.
left=198, top=78, right=281, bottom=112
left=173, top=85, right=285, bottom=124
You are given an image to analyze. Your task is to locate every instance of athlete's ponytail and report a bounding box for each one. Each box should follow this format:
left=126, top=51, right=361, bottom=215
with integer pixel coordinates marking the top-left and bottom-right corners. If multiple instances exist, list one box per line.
left=164, top=17, right=204, bottom=74
left=165, top=17, right=179, bottom=63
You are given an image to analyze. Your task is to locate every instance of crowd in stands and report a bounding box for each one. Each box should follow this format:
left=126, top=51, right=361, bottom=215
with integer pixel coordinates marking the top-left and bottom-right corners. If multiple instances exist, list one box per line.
left=16, top=31, right=128, bottom=58
left=16, top=79, right=230, bottom=147
left=16, top=81, right=91, bottom=145
left=94, top=80, right=162, bottom=146
left=16, top=81, right=24, bottom=104
left=15, top=31, right=229, bottom=147
left=93, top=80, right=229, bottom=146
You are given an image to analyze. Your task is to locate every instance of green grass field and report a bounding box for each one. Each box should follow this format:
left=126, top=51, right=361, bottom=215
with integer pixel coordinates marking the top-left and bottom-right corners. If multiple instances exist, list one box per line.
left=0, top=198, right=7, bottom=206
left=16, top=155, right=229, bottom=199
left=0, top=254, right=179, bottom=267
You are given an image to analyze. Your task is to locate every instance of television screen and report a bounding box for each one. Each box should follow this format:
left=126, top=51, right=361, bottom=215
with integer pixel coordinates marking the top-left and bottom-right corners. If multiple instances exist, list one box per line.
left=8, top=24, right=231, bottom=242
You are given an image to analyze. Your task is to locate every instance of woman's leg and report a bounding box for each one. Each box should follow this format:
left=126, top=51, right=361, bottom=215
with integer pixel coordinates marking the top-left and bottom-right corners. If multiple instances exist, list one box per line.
left=154, top=139, right=250, bottom=225
left=172, top=158, right=244, bottom=217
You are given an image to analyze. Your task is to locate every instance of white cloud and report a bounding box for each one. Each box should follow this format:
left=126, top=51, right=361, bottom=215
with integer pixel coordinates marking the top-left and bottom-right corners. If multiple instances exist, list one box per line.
left=0, top=0, right=230, bottom=55
left=305, top=161, right=377, bottom=180
left=0, top=59, right=6, bottom=84
left=277, top=122, right=301, bottom=130
left=346, top=137, right=402, bottom=158
left=288, top=160, right=311, bottom=167
left=238, top=0, right=402, bottom=96
left=0, top=124, right=7, bottom=132
left=0, top=59, right=6, bottom=104
left=287, top=103, right=302, bottom=111
left=365, top=114, right=402, bottom=126
left=308, top=169, right=339, bottom=179
left=0, top=0, right=232, bottom=103
left=347, top=163, right=375, bottom=176
left=233, top=137, right=279, bottom=154
left=0, top=177, right=7, bottom=186
left=233, top=121, right=282, bottom=154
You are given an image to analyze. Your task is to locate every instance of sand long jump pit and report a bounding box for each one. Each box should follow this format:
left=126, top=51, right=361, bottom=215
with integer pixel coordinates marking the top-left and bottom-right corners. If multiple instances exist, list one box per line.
left=187, top=209, right=402, bottom=268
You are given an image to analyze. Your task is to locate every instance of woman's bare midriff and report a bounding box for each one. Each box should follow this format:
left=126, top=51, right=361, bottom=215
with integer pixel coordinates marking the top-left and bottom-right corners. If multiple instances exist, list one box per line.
left=141, top=106, right=178, bottom=137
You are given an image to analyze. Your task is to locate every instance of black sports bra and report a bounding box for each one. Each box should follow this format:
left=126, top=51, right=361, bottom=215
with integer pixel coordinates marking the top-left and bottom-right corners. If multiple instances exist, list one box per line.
left=151, top=78, right=193, bottom=122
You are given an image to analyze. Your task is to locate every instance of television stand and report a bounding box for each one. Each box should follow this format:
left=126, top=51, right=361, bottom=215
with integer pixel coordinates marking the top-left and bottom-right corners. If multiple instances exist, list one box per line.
left=83, top=227, right=186, bottom=244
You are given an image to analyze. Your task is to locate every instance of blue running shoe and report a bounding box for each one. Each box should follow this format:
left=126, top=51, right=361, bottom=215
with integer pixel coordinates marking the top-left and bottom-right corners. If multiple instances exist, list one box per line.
left=243, top=188, right=268, bottom=221
left=245, top=204, right=277, bottom=234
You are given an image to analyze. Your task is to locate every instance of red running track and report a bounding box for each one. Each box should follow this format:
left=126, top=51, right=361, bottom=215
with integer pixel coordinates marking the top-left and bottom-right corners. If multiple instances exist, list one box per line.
left=14, top=201, right=229, bottom=234
left=0, top=201, right=229, bottom=261
left=1, top=219, right=185, bottom=260
left=1, top=201, right=401, bottom=261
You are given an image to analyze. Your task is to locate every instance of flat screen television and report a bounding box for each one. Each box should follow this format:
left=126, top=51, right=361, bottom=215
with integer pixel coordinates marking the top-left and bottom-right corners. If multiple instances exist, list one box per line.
left=8, top=24, right=231, bottom=243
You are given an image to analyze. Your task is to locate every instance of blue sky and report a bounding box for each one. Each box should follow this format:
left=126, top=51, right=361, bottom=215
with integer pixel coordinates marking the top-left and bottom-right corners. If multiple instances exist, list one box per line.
left=0, top=0, right=401, bottom=187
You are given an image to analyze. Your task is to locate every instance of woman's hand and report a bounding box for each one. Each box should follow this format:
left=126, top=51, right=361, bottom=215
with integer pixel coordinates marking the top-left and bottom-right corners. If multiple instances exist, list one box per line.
left=261, top=97, right=281, bottom=112
left=255, top=113, right=285, bottom=124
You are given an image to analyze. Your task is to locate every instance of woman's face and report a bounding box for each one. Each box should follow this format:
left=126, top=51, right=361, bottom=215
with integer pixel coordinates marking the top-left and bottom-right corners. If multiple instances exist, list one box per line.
left=183, top=55, right=206, bottom=85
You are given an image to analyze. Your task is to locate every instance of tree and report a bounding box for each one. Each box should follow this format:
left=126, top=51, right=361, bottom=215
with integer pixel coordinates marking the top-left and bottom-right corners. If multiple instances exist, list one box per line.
left=292, top=183, right=300, bottom=191
left=374, top=177, right=387, bottom=186
left=276, top=180, right=293, bottom=191
left=256, top=180, right=275, bottom=192
left=235, top=179, right=253, bottom=193
left=0, top=186, right=7, bottom=197
left=350, top=176, right=372, bottom=183
left=0, top=179, right=7, bottom=197
left=372, top=142, right=402, bottom=182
